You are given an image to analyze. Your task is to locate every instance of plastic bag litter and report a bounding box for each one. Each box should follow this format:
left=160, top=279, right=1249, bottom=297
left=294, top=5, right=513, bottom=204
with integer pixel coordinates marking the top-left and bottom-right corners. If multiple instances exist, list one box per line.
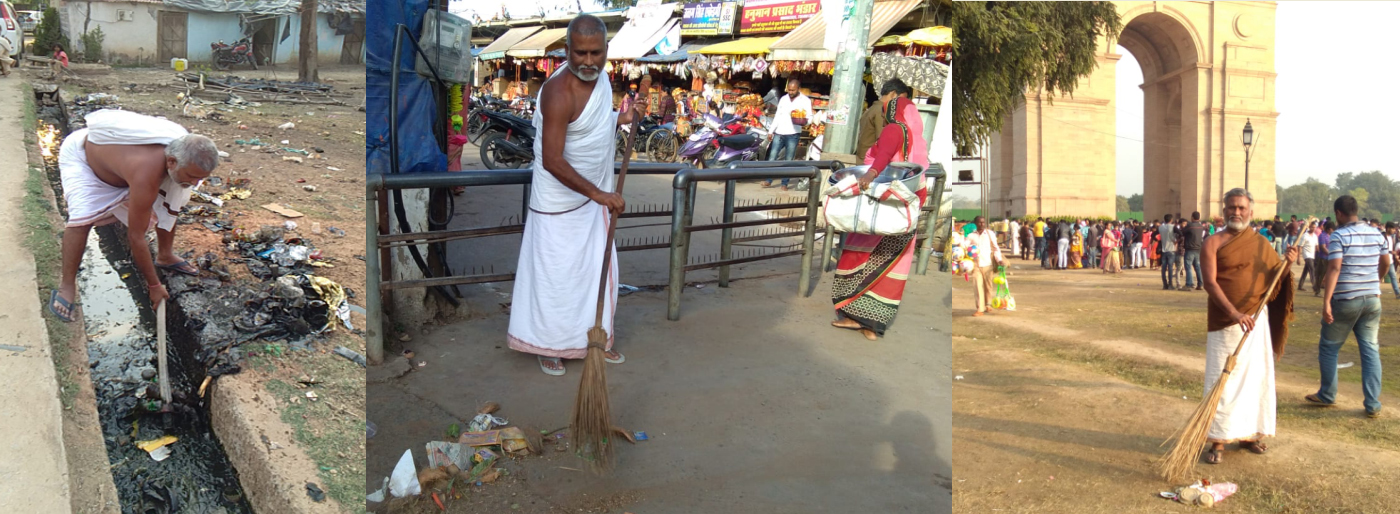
left=307, top=275, right=354, bottom=331
left=136, top=435, right=178, bottom=462
left=388, top=449, right=421, bottom=497
left=366, top=477, right=389, bottom=503
left=468, top=413, right=508, bottom=432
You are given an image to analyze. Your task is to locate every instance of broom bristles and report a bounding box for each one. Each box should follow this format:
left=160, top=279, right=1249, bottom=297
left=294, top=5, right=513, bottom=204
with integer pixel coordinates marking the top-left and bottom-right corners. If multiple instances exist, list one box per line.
left=571, top=328, right=614, bottom=472
left=1155, top=368, right=1231, bottom=482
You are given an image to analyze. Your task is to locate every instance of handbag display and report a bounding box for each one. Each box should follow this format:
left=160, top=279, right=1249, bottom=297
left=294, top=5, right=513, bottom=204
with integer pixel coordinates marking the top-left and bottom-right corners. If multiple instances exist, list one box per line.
left=821, top=163, right=925, bottom=236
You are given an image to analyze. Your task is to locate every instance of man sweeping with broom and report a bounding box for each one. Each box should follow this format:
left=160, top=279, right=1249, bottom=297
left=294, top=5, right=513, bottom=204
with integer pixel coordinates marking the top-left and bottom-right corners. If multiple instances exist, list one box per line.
left=506, top=14, right=642, bottom=376
left=1193, top=188, right=1298, bottom=466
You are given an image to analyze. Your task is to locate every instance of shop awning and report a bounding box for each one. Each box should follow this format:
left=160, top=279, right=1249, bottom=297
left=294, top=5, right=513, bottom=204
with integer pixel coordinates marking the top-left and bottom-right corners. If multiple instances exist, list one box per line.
left=478, top=26, right=543, bottom=60
left=768, top=0, right=922, bottom=61
left=693, top=37, right=782, bottom=56
left=875, top=26, right=952, bottom=47
left=507, top=28, right=568, bottom=58
left=607, top=6, right=679, bottom=60
left=636, top=38, right=726, bottom=63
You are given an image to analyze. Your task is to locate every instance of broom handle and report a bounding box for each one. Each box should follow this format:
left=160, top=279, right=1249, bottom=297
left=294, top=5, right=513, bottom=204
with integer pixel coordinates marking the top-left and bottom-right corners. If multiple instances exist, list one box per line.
left=594, top=116, right=642, bottom=327
left=157, top=300, right=172, bottom=404
left=1224, top=219, right=1314, bottom=362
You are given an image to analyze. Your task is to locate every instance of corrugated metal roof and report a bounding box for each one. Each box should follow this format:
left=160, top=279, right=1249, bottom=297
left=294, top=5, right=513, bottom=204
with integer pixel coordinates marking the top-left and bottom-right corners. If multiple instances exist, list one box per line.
left=769, top=0, right=921, bottom=61
left=478, top=26, right=542, bottom=60
left=506, top=27, right=567, bottom=58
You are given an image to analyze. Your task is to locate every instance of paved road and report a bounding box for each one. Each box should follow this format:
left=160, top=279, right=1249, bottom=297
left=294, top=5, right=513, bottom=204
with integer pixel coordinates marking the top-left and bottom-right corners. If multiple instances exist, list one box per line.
left=0, top=77, right=73, bottom=511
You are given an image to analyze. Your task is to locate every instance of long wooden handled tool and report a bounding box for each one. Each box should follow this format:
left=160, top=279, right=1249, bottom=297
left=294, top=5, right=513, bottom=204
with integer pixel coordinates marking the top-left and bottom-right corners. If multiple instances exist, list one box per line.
left=157, top=300, right=172, bottom=404
left=571, top=114, right=641, bottom=471
left=1155, top=218, right=1314, bottom=482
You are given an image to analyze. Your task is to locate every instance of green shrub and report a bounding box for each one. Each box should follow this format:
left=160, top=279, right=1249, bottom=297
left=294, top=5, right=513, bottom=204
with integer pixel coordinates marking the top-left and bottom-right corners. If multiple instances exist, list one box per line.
left=31, top=7, right=63, bottom=57
left=80, top=25, right=104, bottom=62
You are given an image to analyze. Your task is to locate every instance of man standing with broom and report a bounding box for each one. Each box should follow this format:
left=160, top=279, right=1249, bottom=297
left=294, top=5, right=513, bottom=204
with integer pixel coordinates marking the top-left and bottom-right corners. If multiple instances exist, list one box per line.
left=507, top=14, right=642, bottom=376
left=1194, top=188, right=1298, bottom=465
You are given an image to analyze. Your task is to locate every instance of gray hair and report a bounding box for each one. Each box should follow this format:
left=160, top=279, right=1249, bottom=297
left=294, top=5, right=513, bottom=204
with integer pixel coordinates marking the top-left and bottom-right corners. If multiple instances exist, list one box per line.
left=166, top=134, right=219, bottom=173
left=1222, top=188, right=1253, bottom=206
left=566, top=14, right=607, bottom=47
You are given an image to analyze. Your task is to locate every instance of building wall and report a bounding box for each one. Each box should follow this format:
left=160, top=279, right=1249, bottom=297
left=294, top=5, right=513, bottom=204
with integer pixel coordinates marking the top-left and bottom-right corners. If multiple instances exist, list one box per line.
left=62, top=2, right=160, bottom=63
left=58, top=2, right=357, bottom=66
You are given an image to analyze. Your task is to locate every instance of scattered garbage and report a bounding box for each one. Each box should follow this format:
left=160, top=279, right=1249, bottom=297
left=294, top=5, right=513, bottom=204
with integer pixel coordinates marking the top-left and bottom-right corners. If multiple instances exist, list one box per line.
left=619, top=284, right=641, bottom=296
left=262, top=203, right=305, bottom=218
left=468, top=413, right=508, bottom=432
left=633, top=431, right=649, bottom=441
left=303, top=185, right=317, bottom=192
left=0, top=344, right=29, bottom=352
left=278, top=122, right=296, bottom=130
left=389, top=449, right=421, bottom=497
left=1161, top=480, right=1238, bottom=507
left=137, top=435, right=178, bottom=462
left=366, top=476, right=389, bottom=502
left=283, top=156, right=304, bottom=164
left=1338, top=362, right=1355, bottom=369
left=305, top=482, right=326, bottom=502
left=327, top=226, right=347, bottom=237
left=334, top=346, right=367, bottom=367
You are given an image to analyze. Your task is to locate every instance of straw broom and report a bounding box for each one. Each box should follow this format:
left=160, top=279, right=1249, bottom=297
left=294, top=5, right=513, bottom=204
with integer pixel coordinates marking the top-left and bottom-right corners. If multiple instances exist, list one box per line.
left=570, top=114, right=641, bottom=471
left=1155, top=218, right=1314, bottom=482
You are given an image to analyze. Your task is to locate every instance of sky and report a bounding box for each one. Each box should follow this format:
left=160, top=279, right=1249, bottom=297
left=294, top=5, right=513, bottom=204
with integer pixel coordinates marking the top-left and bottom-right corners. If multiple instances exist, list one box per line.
left=1114, top=1, right=1399, bottom=196
left=448, top=0, right=610, bottom=19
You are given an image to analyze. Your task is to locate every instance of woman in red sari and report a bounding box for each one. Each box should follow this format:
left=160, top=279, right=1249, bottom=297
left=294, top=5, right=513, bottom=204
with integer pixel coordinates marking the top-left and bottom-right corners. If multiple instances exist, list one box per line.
left=830, top=79, right=929, bottom=341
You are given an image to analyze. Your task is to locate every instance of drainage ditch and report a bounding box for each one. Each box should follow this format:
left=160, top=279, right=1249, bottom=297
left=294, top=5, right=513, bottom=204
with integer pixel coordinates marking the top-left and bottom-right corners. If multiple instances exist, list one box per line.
left=35, top=86, right=253, bottom=514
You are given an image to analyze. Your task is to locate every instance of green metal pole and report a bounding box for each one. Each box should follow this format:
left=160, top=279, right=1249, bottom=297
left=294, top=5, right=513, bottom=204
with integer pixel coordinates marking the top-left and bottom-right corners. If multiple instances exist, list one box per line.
left=822, top=0, right=876, bottom=156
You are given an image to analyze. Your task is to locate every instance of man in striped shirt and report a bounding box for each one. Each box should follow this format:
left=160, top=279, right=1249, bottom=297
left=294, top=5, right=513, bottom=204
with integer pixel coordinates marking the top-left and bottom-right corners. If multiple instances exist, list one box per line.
left=1307, top=195, right=1388, bottom=418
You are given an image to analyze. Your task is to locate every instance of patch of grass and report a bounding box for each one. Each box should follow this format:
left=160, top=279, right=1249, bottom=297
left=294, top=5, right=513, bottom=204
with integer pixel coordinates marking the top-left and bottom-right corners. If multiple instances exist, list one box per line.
left=265, top=349, right=366, bottom=513
left=20, top=86, right=80, bottom=409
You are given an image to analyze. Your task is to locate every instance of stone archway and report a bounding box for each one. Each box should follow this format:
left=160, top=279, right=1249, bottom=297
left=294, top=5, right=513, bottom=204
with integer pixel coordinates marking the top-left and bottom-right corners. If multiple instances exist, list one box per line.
left=985, top=1, right=1278, bottom=219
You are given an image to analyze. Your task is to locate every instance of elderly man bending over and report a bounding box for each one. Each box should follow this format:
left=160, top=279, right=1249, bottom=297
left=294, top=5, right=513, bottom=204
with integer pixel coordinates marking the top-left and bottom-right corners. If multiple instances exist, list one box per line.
left=49, top=109, right=218, bottom=321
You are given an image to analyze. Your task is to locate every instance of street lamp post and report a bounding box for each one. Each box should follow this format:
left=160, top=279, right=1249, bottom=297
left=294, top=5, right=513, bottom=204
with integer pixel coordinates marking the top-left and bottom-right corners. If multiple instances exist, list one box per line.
left=1242, top=118, right=1255, bottom=192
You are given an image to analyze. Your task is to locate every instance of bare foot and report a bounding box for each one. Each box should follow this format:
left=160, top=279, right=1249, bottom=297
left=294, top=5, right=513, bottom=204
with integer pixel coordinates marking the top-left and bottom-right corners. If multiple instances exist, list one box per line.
left=831, top=319, right=862, bottom=330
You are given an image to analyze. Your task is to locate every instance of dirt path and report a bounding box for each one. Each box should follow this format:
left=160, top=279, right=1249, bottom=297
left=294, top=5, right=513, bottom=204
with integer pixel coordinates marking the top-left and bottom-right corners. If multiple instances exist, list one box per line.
left=951, top=262, right=1400, bottom=512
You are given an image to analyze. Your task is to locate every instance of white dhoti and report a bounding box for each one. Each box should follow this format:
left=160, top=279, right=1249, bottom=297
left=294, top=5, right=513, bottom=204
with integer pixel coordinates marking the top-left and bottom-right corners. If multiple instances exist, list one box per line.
left=1205, top=309, right=1276, bottom=443
left=507, top=63, right=620, bottom=359
left=58, top=110, right=194, bottom=231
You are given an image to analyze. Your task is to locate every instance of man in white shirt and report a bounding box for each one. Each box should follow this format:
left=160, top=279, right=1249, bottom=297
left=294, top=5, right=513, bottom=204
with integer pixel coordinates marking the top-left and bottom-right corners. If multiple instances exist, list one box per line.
left=762, top=78, right=812, bottom=190
left=1297, top=222, right=1319, bottom=292
left=967, top=216, right=1005, bottom=317
left=1008, top=218, right=1021, bottom=257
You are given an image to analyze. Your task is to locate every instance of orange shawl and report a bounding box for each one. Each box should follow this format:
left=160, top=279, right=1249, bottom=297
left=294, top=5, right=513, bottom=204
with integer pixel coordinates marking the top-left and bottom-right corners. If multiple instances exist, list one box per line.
left=1207, top=230, right=1295, bottom=357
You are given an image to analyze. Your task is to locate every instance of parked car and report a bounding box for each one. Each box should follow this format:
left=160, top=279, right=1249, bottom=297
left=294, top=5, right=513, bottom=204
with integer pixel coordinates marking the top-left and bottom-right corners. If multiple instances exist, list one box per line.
left=0, top=2, right=23, bottom=60
left=18, top=10, right=39, bottom=32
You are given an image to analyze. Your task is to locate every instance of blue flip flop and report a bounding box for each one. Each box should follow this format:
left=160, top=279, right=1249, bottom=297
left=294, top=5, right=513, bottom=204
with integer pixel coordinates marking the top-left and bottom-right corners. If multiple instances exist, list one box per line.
left=48, top=290, right=77, bottom=323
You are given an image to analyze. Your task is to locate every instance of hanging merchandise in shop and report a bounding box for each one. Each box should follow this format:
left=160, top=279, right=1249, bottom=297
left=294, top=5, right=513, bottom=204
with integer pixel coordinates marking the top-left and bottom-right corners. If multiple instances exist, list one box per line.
left=739, top=0, right=822, bottom=34
left=681, top=1, right=740, bottom=36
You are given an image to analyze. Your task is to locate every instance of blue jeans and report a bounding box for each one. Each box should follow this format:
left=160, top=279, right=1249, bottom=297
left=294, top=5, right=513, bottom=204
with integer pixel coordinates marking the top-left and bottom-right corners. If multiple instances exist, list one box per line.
left=1272, top=238, right=1285, bottom=257
left=1316, top=295, right=1383, bottom=413
left=767, top=133, right=800, bottom=185
left=1184, top=250, right=1201, bottom=288
left=1386, top=263, right=1400, bottom=296
left=1034, top=237, right=1046, bottom=261
left=1088, top=247, right=1100, bottom=268
left=1160, top=251, right=1178, bottom=288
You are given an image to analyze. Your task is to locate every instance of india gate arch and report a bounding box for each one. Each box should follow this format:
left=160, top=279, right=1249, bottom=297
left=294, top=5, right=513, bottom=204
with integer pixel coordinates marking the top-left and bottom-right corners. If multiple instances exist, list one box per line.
left=986, top=1, right=1278, bottom=219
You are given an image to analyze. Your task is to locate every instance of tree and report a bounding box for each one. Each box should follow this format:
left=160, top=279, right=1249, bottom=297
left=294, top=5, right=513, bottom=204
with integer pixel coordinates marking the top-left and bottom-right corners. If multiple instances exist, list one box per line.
left=32, top=7, right=63, bottom=56
left=1334, top=171, right=1399, bottom=217
left=1116, top=195, right=1129, bottom=213
left=1348, top=187, right=1379, bottom=220
left=950, top=1, right=1122, bottom=152
left=297, top=0, right=318, bottom=83
left=603, top=0, right=638, bottom=9
left=1126, top=194, right=1143, bottom=212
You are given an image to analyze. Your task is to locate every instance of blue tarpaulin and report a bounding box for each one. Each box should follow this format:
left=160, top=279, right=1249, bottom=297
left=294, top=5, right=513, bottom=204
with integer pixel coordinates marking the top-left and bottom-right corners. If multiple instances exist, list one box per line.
left=366, top=0, right=446, bottom=175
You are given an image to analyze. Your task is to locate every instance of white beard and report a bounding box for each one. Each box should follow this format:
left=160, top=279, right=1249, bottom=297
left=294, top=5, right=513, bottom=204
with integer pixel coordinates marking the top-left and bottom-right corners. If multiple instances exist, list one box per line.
left=571, top=66, right=600, bottom=82
left=1227, top=219, right=1249, bottom=232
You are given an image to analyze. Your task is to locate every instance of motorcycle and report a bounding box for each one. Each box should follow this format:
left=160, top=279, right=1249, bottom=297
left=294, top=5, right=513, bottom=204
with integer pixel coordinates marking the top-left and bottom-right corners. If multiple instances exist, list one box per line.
left=676, top=113, right=771, bottom=169
left=616, top=114, right=679, bottom=162
left=465, top=94, right=511, bottom=143
left=478, top=109, right=535, bottom=170
left=211, top=37, right=257, bottom=70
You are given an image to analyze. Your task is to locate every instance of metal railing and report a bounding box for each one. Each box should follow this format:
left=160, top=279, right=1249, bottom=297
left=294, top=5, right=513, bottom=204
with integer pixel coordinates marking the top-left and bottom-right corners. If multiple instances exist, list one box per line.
left=664, top=164, right=830, bottom=320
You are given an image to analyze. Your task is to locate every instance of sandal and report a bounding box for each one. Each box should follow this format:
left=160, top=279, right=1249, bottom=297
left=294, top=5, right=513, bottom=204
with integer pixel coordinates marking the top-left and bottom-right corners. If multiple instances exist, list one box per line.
left=156, top=259, right=200, bottom=277
left=1304, top=393, right=1335, bottom=407
left=859, top=329, right=878, bottom=341
left=831, top=319, right=862, bottom=330
left=49, top=290, right=78, bottom=323
left=1204, top=448, right=1222, bottom=464
left=1240, top=441, right=1268, bottom=454
left=604, top=350, right=625, bottom=365
left=538, top=356, right=565, bottom=376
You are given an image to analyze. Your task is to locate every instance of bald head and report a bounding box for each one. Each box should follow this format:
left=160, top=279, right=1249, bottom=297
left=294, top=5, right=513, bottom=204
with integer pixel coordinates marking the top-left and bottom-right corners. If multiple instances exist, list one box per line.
left=565, top=15, right=607, bottom=82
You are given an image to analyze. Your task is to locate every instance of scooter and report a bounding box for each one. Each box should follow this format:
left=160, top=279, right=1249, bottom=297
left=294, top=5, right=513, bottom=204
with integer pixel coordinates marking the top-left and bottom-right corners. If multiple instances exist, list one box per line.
left=478, top=109, right=535, bottom=169
left=677, top=114, right=771, bottom=168
left=211, top=37, right=257, bottom=70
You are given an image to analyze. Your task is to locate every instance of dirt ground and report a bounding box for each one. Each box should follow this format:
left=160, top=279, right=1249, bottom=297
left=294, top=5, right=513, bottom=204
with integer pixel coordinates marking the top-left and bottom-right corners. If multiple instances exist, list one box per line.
left=367, top=251, right=950, bottom=512
left=951, top=258, right=1400, bottom=513
left=37, top=64, right=368, bottom=512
